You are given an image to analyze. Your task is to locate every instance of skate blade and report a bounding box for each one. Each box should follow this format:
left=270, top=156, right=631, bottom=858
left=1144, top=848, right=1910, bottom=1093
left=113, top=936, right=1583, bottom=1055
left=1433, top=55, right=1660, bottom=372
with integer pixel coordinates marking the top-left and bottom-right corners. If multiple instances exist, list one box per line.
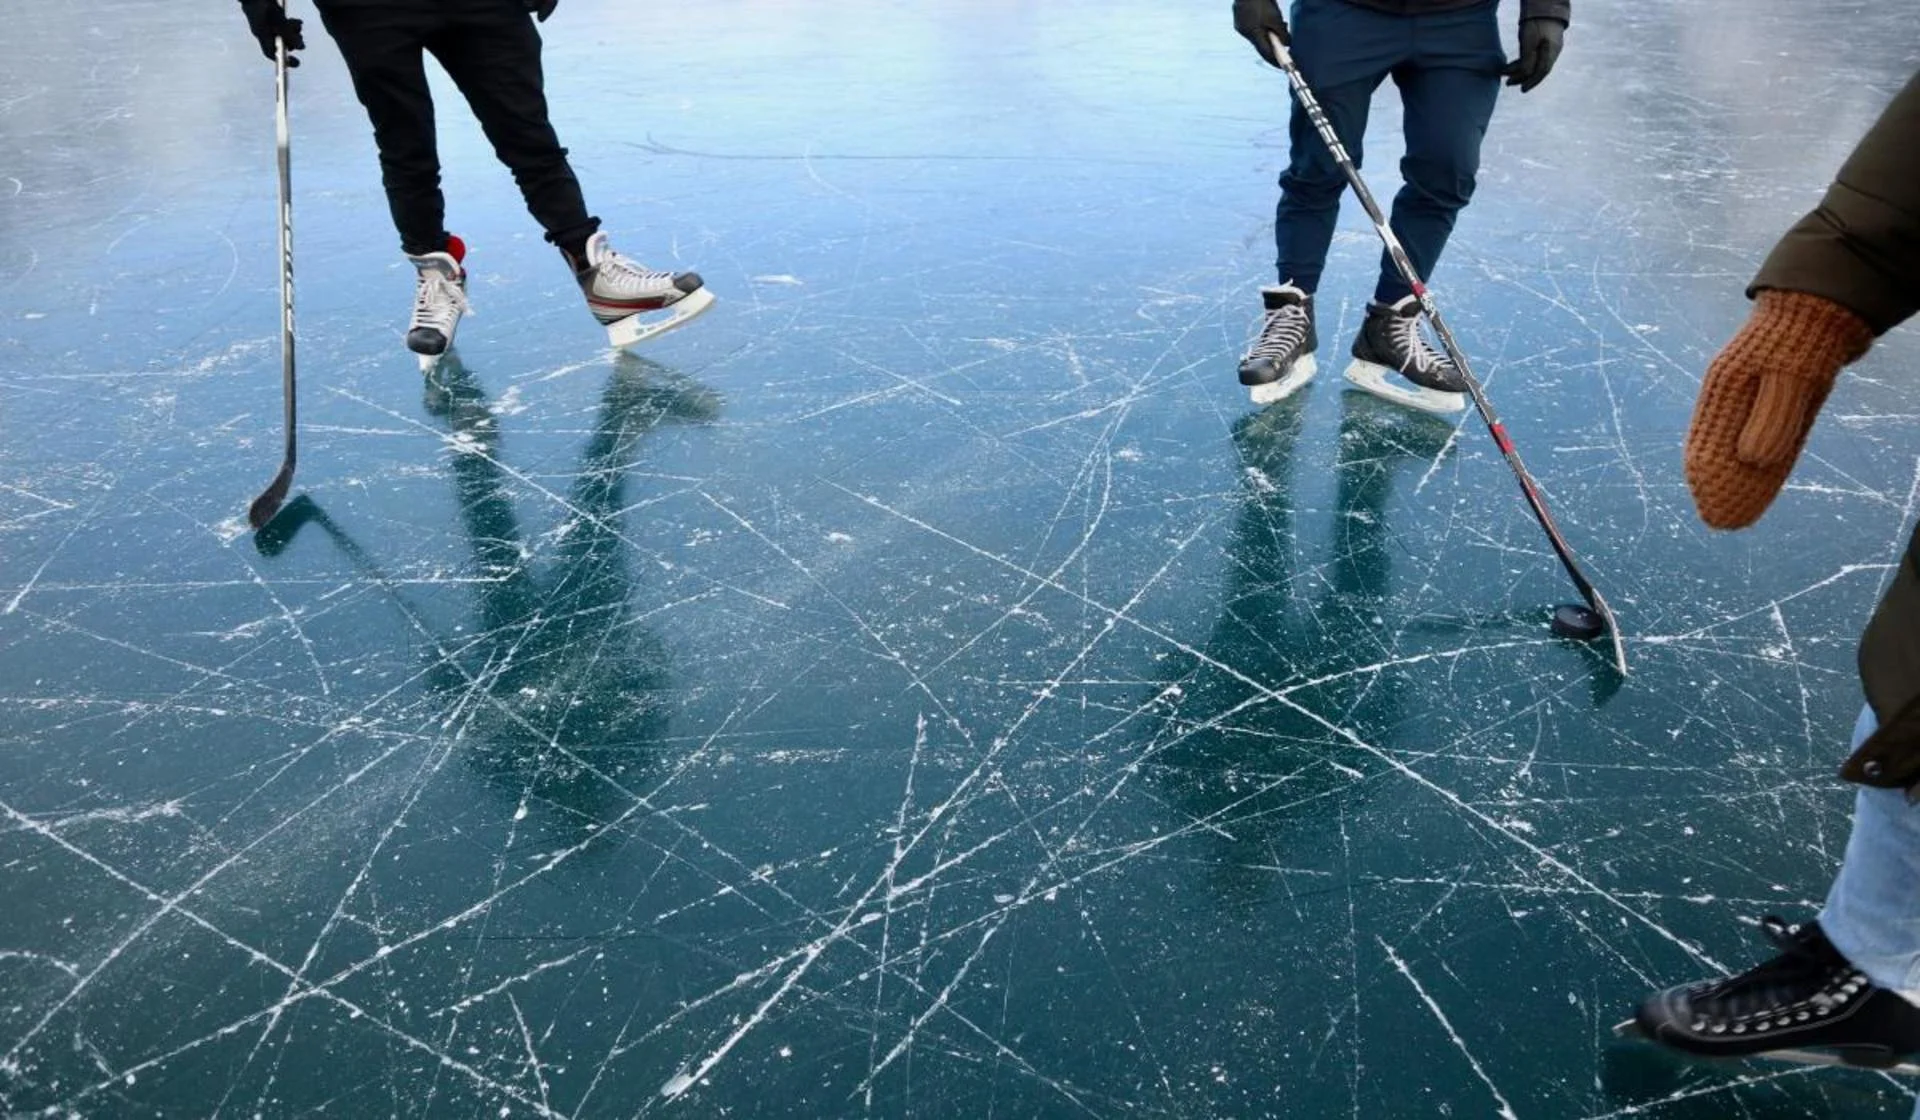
left=1342, top=359, right=1466, bottom=415
left=605, top=286, right=716, bottom=349
left=1611, top=1018, right=1920, bottom=1077
left=1247, top=355, right=1318, bottom=407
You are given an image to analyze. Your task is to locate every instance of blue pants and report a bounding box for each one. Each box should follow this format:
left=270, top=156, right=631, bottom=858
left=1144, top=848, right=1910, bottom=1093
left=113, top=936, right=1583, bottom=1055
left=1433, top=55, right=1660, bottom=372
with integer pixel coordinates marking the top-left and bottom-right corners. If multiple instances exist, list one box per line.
left=1275, top=0, right=1505, bottom=304
left=1822, top=705, right=1920, bottom=1001
left=1818, top=705, right=1920, bottom=1117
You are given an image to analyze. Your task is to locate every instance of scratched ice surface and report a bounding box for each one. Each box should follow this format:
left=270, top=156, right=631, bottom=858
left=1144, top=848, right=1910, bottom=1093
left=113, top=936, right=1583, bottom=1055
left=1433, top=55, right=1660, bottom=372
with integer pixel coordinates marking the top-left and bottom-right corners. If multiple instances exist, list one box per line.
left=3, top=0, right=1919, bottom=1116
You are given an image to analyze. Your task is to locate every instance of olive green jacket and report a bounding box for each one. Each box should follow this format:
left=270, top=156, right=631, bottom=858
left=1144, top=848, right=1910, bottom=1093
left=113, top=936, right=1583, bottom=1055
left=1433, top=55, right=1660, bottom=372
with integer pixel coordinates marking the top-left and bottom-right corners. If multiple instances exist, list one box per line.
left=1750, top=72, right=1920, bottom=790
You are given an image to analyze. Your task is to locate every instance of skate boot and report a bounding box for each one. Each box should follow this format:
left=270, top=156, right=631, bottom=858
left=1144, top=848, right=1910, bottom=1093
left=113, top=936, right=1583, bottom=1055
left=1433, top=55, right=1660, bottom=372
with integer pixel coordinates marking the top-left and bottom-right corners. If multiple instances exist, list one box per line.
left=406, top=235, right=469, bottom=373
left=566, top=232, right=714, bottom=349
left=1239, top=284, right=1317, bottom=406
left=1343, top=294, right=1467, bottom=415
left=1630, top=916, right=1920, bottom=1070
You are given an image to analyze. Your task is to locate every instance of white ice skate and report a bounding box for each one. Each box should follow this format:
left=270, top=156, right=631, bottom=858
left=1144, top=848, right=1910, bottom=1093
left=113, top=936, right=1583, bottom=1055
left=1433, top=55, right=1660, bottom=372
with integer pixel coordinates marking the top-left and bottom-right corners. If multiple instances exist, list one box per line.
left=406, top=236, right=469, bottom=373
left=1342, top=295, right=1467, bottom=416
left=572, top=231, right=713, bottom=349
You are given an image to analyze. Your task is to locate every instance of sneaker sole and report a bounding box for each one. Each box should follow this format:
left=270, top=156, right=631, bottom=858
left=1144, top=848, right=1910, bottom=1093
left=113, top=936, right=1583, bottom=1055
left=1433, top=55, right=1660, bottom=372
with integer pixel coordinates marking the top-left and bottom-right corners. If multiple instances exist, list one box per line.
left=1612, top=1018, right=1920, bottom=1075
left=1342, top=359, right=1466, bottom=415
left=1248, top=354, right=1317, bottom=406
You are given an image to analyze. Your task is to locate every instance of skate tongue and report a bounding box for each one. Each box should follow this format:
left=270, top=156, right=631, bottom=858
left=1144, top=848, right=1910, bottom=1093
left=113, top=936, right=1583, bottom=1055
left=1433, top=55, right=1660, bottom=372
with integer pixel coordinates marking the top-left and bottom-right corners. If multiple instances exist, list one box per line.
left=1262, top=284, right=1306, bottom=310
left=583, top=231, right=613, bottom=269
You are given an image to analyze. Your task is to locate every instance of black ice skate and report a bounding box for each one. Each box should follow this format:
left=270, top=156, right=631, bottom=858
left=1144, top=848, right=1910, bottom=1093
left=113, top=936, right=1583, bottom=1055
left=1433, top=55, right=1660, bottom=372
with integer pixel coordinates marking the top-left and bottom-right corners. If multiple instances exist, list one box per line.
left=1238, top=283, right=1318, bottom=406
left=1617, top=916, right=1920, bottom=1075
left=406, top=235, right=469, bottom=372
left=1343, top=295, right=1467, bottom=415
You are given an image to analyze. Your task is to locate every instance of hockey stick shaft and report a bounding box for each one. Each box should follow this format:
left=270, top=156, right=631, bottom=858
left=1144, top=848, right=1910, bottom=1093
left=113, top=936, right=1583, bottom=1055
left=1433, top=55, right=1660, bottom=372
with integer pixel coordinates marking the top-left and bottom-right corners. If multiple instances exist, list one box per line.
left=1267, top=30, right=1624, bottom=670
left=248, top=23, right=298, bottom=529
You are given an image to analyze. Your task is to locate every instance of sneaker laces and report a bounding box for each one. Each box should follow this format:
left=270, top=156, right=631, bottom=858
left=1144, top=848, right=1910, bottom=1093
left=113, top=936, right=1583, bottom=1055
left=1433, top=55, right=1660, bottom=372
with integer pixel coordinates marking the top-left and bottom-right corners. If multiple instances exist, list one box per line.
left=1692, top=916, right=1856, bottom=1022
left=413, top=268, right=469, bottom=334
left=1248, top=305, right=1309, bottom=361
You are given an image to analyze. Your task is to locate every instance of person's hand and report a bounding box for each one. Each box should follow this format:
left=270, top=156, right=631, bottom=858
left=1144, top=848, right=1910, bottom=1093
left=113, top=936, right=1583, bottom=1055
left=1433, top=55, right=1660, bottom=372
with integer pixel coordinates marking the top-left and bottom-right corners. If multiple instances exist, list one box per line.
left=1232, top=0, right=1290, bottom=67
left=1684, top=289, right=1874, bottom=529
left=1503, top=18, right=1564, bottom=92
left=239, top=0, right=305, bottom=66
left=526, top=0, right=557, bottom=22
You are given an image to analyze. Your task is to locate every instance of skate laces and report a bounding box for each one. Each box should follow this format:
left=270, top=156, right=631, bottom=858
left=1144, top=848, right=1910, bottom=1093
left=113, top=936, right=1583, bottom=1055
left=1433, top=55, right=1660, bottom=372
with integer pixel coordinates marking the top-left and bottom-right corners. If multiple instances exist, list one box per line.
left=412, top=266, right=469, bottom=333
left=1695, top=916, right=1856, bottom=1020
left=587, top=234, right=674, bottom=296
left=1249, top=303, right=1309, bottom=360
left=1389, top=309, right=1454, bottom=373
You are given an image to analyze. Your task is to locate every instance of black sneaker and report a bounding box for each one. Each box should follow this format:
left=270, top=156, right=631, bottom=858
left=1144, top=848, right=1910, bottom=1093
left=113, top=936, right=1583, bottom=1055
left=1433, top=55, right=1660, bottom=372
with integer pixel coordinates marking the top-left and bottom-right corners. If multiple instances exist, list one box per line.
left=1343, top=295, right=1467, bottom=415
left=1634, top=916, right=1920, bottom=1069
left=1238, top=284, right=1317, bottom=405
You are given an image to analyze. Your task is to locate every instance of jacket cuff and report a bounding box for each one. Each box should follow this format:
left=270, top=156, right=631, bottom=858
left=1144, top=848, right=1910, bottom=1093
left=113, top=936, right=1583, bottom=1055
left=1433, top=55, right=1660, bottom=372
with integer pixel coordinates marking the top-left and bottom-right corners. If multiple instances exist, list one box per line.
left=1752, top=184, right=1920, bottom=337
left=1520, top=0, right=1570, bottom=24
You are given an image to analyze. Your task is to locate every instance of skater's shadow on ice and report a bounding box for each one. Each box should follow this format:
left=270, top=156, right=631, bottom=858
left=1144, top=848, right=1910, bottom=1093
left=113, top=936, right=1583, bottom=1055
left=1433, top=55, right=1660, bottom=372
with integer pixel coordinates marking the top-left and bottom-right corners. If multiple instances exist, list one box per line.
left=1143, top=391, right=1615, bottom=900
left=256, top=351, right=724, bottom=852
left=417, top=350, right=722, bottom=850
left=1137, top=392, right=1441, bottom=900
left=1317, top=391, right=1626, bottom=702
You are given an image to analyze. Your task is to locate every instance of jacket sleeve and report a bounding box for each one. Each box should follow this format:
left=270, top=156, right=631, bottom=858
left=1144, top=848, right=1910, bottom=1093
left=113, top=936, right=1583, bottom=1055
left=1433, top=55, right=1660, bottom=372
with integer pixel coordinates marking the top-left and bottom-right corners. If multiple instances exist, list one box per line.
left=1520, top=0, right=1569, bottom=23
left=1750, top=72, right=1920, bottom=336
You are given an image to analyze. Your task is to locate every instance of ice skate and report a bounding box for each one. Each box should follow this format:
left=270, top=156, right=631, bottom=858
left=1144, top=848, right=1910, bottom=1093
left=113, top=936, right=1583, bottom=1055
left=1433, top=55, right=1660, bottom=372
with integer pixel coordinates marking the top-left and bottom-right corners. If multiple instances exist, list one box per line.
left=1616, top=916, right=1920, bottom=1075
left=1342, top=294, right=1467, bottom=415
left=406, top=235, right=469, bottom=373
left=567, top=231, right=713, bottom=349
left=1238, top=283, right=1317, bottom=406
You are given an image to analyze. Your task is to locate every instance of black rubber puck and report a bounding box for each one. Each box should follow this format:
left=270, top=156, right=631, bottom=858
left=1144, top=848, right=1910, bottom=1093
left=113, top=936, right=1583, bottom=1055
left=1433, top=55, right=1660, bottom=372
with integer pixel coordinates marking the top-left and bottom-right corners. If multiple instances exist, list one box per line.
left=1549, top=603, right=1606, bottom=641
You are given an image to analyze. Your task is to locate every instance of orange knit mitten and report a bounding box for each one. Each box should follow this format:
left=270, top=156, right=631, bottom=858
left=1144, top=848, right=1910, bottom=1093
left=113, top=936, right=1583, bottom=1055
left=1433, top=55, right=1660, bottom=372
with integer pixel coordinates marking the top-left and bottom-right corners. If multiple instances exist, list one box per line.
left=1683, top=289, right=1874, bottom=529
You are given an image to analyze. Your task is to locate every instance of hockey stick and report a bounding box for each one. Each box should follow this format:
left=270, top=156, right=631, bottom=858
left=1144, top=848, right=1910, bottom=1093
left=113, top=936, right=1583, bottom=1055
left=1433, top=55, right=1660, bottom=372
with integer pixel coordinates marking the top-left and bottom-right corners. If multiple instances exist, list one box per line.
left=248, top=19, right=299, bottom=530
left=1267, top=30, right=1627, bottom=674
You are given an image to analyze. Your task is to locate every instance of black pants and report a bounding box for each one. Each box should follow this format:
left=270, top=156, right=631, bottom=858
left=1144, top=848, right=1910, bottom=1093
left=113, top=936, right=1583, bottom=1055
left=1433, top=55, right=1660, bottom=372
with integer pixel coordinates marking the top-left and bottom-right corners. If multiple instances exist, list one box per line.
left=318, top=1, right=599, bottom=256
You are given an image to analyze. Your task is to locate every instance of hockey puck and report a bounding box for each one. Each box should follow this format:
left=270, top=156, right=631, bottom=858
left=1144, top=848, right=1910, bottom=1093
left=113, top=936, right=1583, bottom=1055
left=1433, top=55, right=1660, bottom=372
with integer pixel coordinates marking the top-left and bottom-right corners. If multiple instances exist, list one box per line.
left=1549, top=603, right=1606, bottom=641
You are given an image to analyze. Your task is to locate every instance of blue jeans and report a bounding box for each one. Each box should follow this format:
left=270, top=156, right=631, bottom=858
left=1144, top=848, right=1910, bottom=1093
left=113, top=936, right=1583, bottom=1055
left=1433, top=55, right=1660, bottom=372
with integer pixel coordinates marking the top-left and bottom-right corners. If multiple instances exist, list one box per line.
left=1819, top=706, right=1920, bottom=1117
left=1275, top=0, right=1505, bottom=304
left=1821, top=705, right=1920, bottom=1005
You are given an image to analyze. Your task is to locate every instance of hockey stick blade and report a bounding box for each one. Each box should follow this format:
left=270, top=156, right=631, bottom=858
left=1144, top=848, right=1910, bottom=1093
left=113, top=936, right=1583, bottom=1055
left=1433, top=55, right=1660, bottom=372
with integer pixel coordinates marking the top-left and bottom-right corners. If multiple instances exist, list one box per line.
left=247, top=464, right=295, bottom=530
left=1611, top=1018, right=1920, bottom=1077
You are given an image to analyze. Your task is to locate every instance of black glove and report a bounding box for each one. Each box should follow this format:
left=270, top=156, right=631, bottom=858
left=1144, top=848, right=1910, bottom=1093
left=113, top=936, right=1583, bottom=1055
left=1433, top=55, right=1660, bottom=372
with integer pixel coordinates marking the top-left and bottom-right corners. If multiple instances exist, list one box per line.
left=1504, top=18, right=1564, bottom=92
left=239, top=0, right=304, bottom=66
left=1232, top=0, right=1290, bottom=67
left=526, top=0, right=557, bottom=22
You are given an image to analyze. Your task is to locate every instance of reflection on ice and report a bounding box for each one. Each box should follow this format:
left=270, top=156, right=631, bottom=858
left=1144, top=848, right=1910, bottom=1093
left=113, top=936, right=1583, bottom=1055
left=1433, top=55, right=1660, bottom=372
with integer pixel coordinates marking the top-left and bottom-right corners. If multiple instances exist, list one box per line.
left=2, top=0, right=1919, bottom=1116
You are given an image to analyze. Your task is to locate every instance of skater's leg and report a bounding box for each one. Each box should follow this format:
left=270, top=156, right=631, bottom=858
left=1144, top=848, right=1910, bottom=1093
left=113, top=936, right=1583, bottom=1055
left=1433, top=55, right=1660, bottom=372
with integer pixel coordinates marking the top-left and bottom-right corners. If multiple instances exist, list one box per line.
left=1373, top=5, right=1503, bottom=305
left=317, top=6, right=450, bottom=255
left=1273, top=0, right=1402, bottom=292
left=1630, top=701, right=1920, bottom=1066
left=1821, top=705, right=1920, bottom=1005
left=1244, top=0, right=1398, bottom=403
left=428, top=0, right=599, bottom=254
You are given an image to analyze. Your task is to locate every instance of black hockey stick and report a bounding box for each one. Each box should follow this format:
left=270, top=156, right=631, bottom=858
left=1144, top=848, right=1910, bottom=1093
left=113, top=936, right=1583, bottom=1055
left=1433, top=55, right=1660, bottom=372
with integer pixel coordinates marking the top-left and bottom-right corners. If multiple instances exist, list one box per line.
left=248, top=20, right=299, bottom=530
left=1266, top=29, right=1627, bottom=673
